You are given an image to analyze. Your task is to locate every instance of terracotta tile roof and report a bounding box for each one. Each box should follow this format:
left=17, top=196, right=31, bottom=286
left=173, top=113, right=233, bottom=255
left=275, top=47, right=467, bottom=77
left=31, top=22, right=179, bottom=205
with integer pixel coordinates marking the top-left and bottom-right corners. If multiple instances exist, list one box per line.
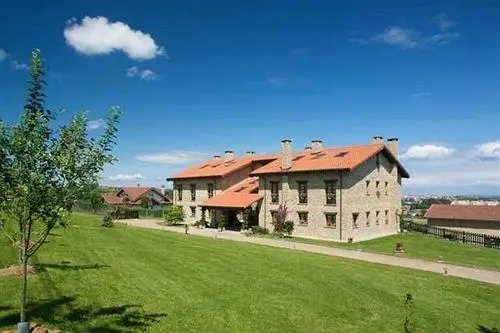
left=103, top=187, right=172, bottom=205
left=200, top=177, right=262, bottom=209
left=102, top=193, right=123, bottom=205
left=167, top=155, right=278, bottom=180
left=425, top=204, right=500, bottom=222
left=250, top=144, right=410, bottom=178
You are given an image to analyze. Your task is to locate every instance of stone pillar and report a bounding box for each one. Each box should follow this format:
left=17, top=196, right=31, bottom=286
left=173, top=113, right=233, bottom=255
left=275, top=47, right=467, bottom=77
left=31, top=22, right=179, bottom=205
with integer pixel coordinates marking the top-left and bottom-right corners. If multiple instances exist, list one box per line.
left=311, top=139, right=323, bottom=154
left=386, top=138, right=399, bottom=157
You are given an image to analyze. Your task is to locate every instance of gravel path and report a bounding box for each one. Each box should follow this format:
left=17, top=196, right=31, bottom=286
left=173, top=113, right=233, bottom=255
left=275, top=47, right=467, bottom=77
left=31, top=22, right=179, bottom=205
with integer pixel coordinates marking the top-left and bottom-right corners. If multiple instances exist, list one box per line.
left=120, top=219, right=500, bottom=285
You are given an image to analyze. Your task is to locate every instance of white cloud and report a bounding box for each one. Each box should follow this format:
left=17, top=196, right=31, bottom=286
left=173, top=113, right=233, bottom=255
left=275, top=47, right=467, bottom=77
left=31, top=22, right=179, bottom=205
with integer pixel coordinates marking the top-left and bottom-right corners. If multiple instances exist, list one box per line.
left=87, top=119, right=105, bottom=130
left=401, top=144, right=456, bottom=160
left=473, top=141, right=500, bottom=161
left=267, top=77, right=288, bottom=86
left=10, top=60, right=28, bottom=70
left=406, top=168, right=500, bottom=187
left=351, top=15, right=458, bottom=49
left=0, top=49, right=8, bottom=61
left=126, top=66, right=158, bottom=80
left=410, top=92, right=431, bottom=98
left=434, top=13, right=455, bottom=31
left=64, top=16, right=165, bottom=60
left=135, top=151, right=210, bottom=164
left=127, top=66, right=139, bottom=77
left=375, top=27, right=421, bottom=49
left=108, top=173, right=145, bottom=181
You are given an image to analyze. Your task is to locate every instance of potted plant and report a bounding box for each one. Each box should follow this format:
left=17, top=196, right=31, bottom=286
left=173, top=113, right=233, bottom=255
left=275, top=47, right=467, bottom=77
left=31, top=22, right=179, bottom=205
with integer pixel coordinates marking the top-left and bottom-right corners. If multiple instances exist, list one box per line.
left=395, top=242, right=405, bottom=254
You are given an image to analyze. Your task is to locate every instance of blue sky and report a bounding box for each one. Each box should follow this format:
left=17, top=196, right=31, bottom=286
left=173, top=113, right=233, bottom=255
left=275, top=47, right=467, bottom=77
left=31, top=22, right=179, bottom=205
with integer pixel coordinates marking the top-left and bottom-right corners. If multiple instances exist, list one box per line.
left=1, top=1, right=499, bottom=195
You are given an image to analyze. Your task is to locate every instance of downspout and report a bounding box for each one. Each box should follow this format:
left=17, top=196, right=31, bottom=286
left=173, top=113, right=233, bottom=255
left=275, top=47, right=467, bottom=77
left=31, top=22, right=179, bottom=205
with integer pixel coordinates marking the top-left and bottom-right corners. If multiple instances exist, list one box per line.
left=339, top=172, right=343, bottom=242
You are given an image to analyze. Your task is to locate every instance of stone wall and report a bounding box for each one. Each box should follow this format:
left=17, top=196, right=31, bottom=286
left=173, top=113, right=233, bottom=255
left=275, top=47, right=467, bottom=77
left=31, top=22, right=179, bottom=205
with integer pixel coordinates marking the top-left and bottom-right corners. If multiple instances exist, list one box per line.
left=258, top=153, right=402, bottom=242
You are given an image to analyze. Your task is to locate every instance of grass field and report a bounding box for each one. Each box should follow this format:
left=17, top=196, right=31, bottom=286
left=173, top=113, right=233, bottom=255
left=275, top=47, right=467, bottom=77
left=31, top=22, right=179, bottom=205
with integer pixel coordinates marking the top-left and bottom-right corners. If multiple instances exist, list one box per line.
left=282, top=232, right=500, bottom=271
left=1, top=213, right=499, bottom=332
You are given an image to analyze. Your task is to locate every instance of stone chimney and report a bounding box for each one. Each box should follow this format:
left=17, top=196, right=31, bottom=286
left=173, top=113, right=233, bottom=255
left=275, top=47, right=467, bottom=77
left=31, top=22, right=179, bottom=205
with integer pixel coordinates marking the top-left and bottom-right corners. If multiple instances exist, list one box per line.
left=224, top=150, right=235, bottom=162
left=304, top=146, right=312, bottom=152
left=371, top=136, right=384, bottom=144
left=246, top=151, right=256, bottom=157
left=386, top=138, right=399, bottom=157
left=311, top=139, right=323, bottom=154
left=281, top=139, right=292, bottom=170
left=213, top=155, right=221, bottom=161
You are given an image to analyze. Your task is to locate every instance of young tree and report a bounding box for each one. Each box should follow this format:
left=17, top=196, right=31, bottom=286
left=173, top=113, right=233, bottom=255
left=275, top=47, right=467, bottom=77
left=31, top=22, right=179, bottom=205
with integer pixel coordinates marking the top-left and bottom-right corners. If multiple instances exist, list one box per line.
left=0, top=49, right=120, bottom=333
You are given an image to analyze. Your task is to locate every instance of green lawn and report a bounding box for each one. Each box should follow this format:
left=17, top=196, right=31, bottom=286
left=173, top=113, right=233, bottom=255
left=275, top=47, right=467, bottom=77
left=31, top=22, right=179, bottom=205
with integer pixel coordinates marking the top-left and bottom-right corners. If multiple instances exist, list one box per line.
left=1, top=213, right=499, bottom=332
left=279, top=232, right=500, bottom=271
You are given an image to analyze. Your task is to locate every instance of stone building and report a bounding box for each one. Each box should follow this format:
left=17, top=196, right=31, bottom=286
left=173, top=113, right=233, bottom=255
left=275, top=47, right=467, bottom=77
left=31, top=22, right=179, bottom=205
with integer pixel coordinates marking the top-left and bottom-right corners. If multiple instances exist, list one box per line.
left=167, top=137, right=410, bottom=242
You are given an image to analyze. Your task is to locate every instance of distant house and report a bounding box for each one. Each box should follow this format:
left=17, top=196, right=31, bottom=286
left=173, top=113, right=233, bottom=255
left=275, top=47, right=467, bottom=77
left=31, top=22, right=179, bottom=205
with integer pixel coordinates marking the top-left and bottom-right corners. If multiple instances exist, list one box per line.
left=425, top=204, right=500, bottom=237
left=103, top=187, right=172, bottom=208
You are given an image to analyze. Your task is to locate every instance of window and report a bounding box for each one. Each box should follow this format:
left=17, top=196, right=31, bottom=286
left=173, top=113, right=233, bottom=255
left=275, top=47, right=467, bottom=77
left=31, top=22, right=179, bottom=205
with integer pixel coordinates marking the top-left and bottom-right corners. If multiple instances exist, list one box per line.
left=190, top=206, right=196, bottom=217
left=325, top=213, right=337, bottom=228
left=376, top=211, right=380, bottom=225
left=375, top=181, right=381, bottom=198
left=365, top=211, right=370, bottom=227
left=385, top=181, right=389, bottom=195
left=190, top=184, right=196, bottom=201
left=207, top=183, right=214, bottom=198
left=298, top=181, right=308, bottom=204
left=270, top=181, right=279, bottom=203
left=365, top=180, right=370, bottom=195
left=176, top=184, right=183, bottom=201
left=385, top=210, right=389, bottom=224
left=298, top=212, right=308, bottom=225
left=376, top=155, right=380, bottom=170
left=352, top=213, right=359, bottom=229
left=325, top=180, right=337, bottom=205
left=270, top=210, right=278, bottom=223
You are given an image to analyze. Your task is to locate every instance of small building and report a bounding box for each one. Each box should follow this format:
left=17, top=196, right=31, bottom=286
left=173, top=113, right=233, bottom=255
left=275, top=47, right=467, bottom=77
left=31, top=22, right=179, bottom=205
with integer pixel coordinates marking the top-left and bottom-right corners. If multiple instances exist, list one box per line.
left=103, top=187, right=172, bottom=208
left=425, top=204, right=500, bottom=237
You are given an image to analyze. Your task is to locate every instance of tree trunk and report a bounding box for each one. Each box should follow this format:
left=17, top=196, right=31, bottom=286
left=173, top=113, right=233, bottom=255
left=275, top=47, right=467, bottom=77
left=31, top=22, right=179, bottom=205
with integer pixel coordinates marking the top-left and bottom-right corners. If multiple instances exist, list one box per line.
left=20, top=248, right=28, bottom=323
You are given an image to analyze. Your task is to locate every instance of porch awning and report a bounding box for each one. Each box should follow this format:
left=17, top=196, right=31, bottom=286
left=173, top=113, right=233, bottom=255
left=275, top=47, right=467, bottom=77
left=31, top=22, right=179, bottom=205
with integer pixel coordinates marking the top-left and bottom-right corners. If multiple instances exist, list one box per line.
left=200, top=176, right=262, bottom=209
left=200, top=192, right=263, bottom=209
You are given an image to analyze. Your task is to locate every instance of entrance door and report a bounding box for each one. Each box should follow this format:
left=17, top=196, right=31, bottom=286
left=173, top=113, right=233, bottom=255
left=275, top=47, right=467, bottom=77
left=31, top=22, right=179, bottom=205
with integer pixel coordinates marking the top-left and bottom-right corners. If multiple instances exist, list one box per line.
left=226, top=210, right=240, bottom=231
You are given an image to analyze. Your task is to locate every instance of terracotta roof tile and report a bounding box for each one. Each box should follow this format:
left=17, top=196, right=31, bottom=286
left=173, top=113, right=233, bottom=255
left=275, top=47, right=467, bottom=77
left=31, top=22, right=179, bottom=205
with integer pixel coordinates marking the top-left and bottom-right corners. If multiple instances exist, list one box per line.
left=167, top=155, right=278, bottom=180
left=102, top=194, right=123, bottom=205
left=250, top=144, right=409, bottom=177
left=200, top=177, right=262, bottom=208
left=425, top=204, right=500, bottom=222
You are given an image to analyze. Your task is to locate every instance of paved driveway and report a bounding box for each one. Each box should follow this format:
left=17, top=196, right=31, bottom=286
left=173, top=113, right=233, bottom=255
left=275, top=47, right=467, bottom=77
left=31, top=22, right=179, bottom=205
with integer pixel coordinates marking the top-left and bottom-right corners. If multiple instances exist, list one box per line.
left=119, top=219, right=500, bottom=285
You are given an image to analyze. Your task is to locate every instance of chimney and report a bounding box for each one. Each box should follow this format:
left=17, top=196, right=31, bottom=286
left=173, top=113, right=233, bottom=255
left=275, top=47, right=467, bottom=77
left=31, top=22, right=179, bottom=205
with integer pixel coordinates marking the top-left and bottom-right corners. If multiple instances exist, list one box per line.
left=371, top=136, right=384, bottom=144
left=386, top=138, right=399, bottom=157
left=246, top=151, right=256, bottom=157
left=224, top=150, right=234, bottom=162
left=213, top=155, right=221, bottom=161
left=304, top=146, right=312, bottom=152
left=281, top=139, right=292, bottom=170
left=311, top=139, right=323, bottom=154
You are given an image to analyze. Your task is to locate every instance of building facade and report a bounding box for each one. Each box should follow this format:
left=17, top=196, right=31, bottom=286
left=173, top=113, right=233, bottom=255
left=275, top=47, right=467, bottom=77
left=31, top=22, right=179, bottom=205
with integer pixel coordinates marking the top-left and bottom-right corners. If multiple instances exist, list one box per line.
left=168, top=137, right=409, bottom=242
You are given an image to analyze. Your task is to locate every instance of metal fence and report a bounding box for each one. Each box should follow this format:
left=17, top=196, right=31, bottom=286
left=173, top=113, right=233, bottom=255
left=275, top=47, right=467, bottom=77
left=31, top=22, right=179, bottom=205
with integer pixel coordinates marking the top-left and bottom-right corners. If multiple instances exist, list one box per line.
left=403, top=220, right=500, bottom=249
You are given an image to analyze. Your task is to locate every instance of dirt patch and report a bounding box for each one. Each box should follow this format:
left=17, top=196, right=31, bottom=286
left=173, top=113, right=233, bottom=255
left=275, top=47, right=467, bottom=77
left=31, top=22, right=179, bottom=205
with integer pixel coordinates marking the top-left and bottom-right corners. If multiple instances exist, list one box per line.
left=1, top=323, right=60, bottom=333
left=0, top=265, right=36, bottom=277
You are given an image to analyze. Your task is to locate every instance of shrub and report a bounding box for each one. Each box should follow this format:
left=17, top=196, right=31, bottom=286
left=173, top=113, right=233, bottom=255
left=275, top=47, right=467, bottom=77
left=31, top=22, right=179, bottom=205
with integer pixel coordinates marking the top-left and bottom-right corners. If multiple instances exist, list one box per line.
left=251, top=226, right=269, bottom=235
left=193, top=219, right=205, bottom=228
left=283, top=220, right=294, bottom=236
left=101, top=213, right=114, bottom=228
left=217, top=215, right=227, bottom=231
left=272, top=202, right=289, bottom=233
left=163, top=205, right=185, bottom=225
left=109, top=207, right=140, bottom=219
left=396, top=242, right=404, bottom=253
left=241, top=210, right=250, bottom=230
